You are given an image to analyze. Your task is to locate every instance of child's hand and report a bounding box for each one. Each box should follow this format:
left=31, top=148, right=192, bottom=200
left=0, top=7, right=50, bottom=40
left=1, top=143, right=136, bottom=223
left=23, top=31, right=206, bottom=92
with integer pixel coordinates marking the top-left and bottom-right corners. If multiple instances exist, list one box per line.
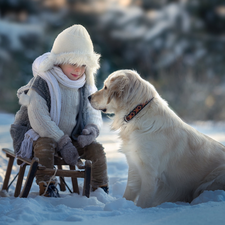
left=78, top=124, right=99, bottom=148
left=58, top=134, right=79, bottom=165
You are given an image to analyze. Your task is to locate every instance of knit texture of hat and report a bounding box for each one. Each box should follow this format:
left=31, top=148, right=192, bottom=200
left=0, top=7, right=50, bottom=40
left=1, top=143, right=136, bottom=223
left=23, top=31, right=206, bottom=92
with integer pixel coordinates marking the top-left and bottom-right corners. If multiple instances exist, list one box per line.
left=38, top=25, right=100, bottom=85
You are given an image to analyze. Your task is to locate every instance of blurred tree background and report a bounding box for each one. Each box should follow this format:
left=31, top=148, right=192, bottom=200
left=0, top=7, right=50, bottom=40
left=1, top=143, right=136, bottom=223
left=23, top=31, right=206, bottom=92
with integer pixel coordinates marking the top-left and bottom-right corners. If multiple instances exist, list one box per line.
left=0, top=0, right=225, bottom=121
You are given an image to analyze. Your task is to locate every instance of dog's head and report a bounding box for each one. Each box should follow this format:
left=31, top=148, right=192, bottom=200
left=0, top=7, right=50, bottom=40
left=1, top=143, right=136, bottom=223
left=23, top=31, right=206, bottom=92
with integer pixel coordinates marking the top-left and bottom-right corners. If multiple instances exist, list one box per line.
left=89, top=70, right=157, bottom=114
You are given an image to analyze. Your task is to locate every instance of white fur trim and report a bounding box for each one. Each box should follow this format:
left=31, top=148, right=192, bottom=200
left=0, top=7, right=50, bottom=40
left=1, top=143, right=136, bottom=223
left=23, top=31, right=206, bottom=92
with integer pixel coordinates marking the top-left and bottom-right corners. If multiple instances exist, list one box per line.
left=38, top=53, right=56, bottom=72
left=38, top=51, right=100, bottom=73
left=19, top=92, right=30, bottom=106
left=38, top=24, right=100, bottom=75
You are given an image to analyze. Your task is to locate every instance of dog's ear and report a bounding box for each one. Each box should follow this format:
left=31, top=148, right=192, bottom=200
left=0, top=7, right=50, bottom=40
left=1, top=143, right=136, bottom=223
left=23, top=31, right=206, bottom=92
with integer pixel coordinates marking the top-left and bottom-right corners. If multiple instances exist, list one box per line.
left=107, top=75, right=129, bottom=104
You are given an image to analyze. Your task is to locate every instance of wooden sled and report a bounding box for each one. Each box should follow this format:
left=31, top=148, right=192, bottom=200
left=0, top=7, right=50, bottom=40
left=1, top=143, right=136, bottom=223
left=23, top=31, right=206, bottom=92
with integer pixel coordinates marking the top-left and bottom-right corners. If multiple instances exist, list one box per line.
left=1, top=148, right=92, bottom=198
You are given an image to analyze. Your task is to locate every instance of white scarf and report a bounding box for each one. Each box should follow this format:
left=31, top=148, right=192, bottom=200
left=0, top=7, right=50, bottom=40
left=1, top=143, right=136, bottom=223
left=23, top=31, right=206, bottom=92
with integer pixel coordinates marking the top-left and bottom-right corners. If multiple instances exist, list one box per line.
left=17, top=53, right=86, bottom=160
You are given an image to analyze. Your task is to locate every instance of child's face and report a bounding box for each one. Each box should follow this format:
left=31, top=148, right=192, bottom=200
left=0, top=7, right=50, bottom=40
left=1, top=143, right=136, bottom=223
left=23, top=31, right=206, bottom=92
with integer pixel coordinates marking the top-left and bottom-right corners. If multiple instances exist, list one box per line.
left=59, top=64, right=86, bottom=81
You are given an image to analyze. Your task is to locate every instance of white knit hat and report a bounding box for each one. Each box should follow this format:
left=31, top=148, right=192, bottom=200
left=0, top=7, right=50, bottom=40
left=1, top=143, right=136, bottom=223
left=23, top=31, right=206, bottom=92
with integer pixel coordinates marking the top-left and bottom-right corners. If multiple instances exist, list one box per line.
left=38, top=24, right=100, bottom=85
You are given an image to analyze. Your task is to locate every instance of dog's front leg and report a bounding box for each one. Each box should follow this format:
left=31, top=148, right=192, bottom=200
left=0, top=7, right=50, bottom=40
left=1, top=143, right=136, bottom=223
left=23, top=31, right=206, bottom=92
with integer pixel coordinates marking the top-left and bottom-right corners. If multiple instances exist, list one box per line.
left=123, top=166, right=141, bottom=202
left=136, top=177, right=157, bottom=208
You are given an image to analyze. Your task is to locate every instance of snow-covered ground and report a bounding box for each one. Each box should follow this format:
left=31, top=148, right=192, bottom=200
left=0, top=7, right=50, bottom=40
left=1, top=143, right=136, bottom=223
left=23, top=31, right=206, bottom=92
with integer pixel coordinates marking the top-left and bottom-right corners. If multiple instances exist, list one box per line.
left=0, top=113, right=225, bottom=225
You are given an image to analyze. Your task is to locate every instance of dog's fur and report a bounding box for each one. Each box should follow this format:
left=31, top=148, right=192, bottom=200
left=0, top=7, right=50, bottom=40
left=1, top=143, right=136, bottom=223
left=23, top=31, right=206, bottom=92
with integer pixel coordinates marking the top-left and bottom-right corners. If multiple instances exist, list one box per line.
left=89, top=70, right=225, bottom=208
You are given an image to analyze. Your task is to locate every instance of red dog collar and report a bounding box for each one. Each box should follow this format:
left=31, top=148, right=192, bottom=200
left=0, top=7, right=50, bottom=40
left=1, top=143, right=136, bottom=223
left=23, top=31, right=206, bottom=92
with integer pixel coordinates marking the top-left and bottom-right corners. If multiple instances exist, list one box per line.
left=124, top=97, right=154, bottom=122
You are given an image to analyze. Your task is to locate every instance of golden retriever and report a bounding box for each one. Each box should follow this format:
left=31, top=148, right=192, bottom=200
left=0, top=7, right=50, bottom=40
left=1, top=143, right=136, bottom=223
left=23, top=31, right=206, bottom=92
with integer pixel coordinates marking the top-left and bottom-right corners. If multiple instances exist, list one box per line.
left=89, top=69, right=225, bottom=208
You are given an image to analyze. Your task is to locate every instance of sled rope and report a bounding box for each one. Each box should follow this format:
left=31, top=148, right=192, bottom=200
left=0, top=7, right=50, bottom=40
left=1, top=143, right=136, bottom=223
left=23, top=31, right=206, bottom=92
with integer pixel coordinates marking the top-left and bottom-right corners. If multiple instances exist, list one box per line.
left=59, top=176, right=73, bottom=193
left=7, top=172, right=19, bottom=190
left=42, top=166, right=58, bottom=196
left=6, top=166, right=74, bottom=195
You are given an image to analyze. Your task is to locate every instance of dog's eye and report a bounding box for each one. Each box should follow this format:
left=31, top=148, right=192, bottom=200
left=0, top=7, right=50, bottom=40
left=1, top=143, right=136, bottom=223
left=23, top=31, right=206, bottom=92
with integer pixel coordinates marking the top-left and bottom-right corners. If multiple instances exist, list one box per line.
left=104, top=86, right=107, bottom=90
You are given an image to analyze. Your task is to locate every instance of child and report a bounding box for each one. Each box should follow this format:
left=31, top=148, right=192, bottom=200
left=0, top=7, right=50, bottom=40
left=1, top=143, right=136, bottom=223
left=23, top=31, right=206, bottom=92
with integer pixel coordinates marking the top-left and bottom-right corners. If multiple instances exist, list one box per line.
left=10, top=24, right=108, bottom=197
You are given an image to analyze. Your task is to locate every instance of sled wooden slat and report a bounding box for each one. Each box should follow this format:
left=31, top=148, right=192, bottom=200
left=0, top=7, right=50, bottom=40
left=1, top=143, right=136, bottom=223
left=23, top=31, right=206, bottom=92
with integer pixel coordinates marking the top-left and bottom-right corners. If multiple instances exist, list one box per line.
left=83, top=160, right=92, bottom=197
left=35, top=168, right=85, bottom=177
left=1, top=148, right=92, bottom=198
left=2, top=148, right=32, bottom=166
left=2, top=154, right=14, bottom=191
left=14, top=164, right=26, bottom=197
left=70, top=165, right=80, bottom=194
left=20, top=157, right=39, bottom=198
left=57, top=165, right=66, bottom=192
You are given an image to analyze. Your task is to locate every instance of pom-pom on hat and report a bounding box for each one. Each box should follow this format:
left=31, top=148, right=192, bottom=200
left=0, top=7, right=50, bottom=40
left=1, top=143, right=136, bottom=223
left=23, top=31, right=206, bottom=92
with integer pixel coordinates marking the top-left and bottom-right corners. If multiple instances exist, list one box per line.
left=38, top=24, right=100, bottom=86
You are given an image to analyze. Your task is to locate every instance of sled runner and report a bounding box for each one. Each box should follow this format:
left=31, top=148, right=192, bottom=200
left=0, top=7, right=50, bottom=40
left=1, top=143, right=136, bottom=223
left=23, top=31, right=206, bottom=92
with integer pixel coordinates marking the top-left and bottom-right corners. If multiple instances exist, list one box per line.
left=1, top=148, right=92, bottom=198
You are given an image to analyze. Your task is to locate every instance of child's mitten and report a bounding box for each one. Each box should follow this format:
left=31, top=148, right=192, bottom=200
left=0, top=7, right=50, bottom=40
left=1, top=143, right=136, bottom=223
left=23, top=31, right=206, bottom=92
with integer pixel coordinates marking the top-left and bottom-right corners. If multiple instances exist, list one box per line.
left=58, top=134, right=79, bottom=165
left=78, top=124, right=99, bottom=148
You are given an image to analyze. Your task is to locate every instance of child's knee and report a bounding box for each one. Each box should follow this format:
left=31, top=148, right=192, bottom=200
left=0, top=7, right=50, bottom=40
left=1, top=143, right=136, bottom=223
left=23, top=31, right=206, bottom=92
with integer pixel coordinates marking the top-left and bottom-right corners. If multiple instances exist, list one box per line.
left=33, top=137, right=57, bottom=155
left=34, top=137, right=56, bottom=149
left=33, top=137, right=57, bottom=170
left=85, top=141, right=106, bottom=161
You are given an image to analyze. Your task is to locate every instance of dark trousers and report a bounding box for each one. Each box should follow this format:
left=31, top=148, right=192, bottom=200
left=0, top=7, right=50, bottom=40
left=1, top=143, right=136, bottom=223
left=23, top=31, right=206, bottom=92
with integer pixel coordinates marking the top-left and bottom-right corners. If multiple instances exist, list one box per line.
left=33, top=137, right=108, bottom=188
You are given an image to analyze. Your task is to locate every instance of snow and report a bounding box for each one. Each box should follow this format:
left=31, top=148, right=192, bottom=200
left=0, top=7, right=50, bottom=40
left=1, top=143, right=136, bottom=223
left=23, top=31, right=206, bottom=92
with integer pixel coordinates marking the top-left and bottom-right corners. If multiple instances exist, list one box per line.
left=0, top=112, right=225, bottom=225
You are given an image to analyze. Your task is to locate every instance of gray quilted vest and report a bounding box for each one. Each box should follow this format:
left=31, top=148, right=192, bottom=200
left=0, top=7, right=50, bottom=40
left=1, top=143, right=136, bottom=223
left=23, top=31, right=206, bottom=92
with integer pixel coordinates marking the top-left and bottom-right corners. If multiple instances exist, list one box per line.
left=10, top=76, right=85, bottom=154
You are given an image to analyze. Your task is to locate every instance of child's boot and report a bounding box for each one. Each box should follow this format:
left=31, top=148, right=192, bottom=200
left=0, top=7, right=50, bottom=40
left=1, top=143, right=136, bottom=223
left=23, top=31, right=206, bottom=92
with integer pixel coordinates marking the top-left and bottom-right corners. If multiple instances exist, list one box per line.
left=92, top=185, right=109, bottom=194
left=39, top=181, right=60, bottom=197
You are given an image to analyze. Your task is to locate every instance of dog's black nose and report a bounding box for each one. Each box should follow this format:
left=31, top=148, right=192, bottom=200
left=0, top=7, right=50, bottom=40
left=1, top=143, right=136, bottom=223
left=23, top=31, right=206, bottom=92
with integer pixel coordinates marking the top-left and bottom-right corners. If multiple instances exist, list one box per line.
left=88, top=95, right=92, bottom=102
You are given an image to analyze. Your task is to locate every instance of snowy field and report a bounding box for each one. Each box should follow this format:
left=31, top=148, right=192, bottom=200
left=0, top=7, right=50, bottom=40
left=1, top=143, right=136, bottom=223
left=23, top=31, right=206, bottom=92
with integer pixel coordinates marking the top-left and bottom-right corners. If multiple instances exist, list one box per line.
left=0, top=112, right=225, bottom=225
